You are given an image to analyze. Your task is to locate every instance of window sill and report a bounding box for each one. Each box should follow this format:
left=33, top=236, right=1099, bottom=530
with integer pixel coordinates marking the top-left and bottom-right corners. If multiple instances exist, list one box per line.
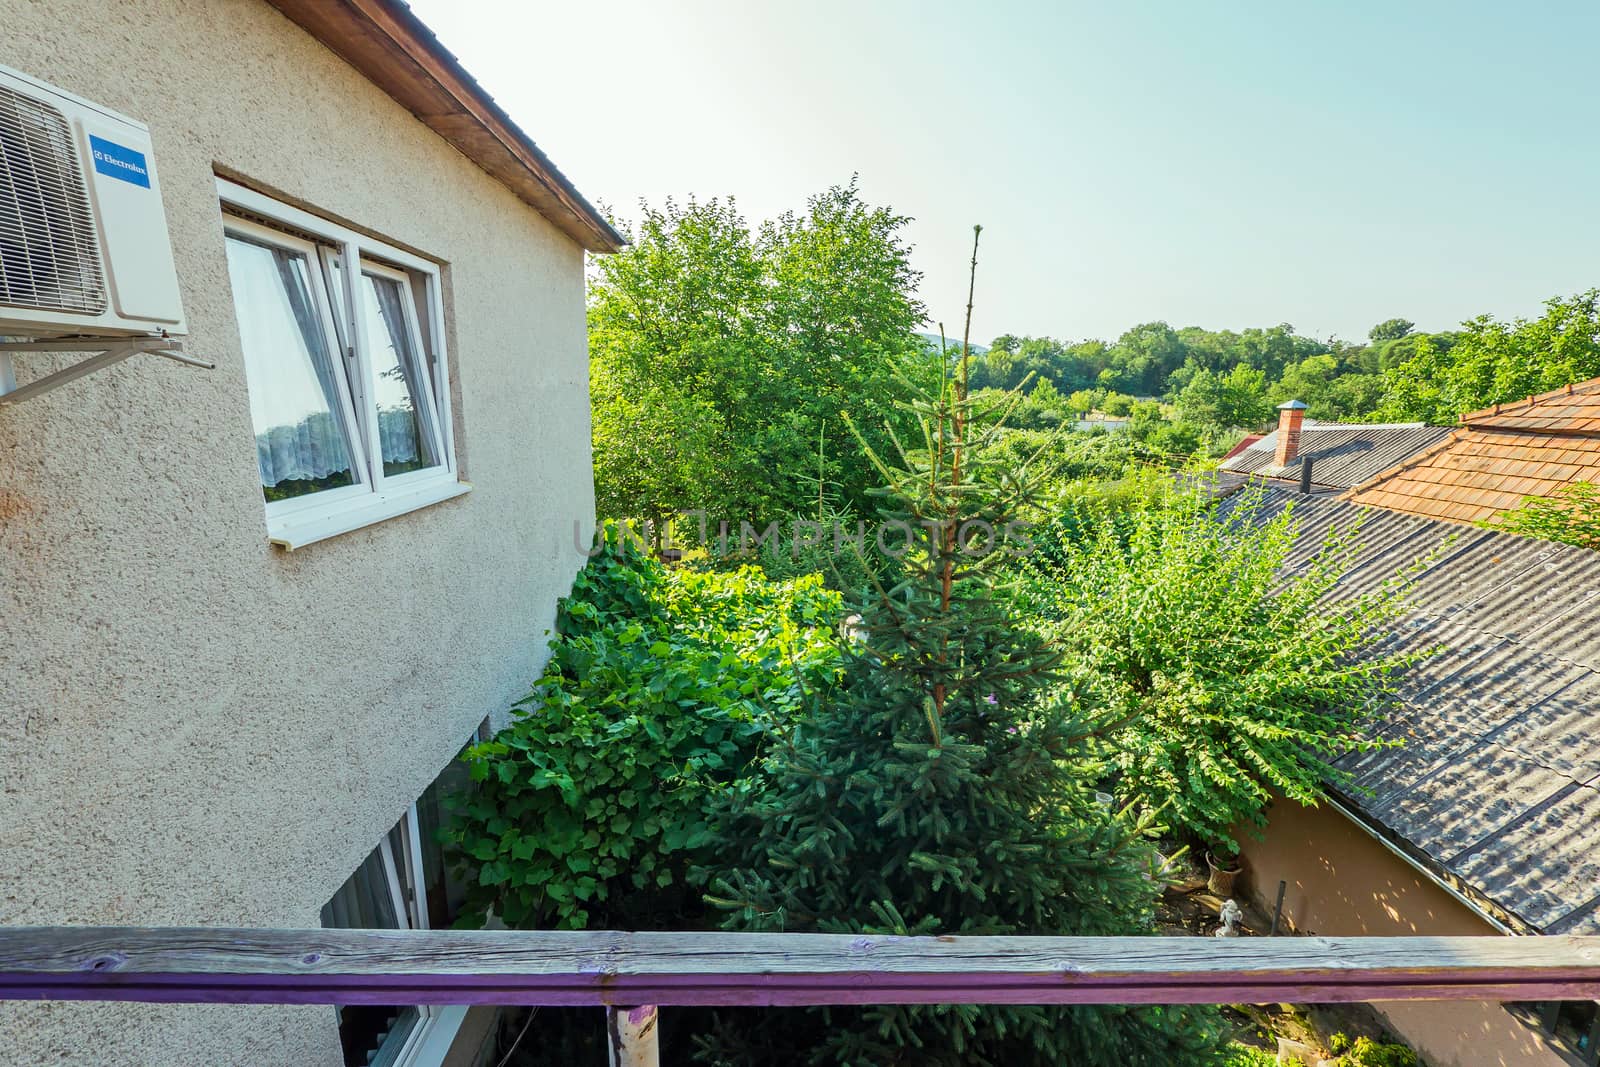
left=268, top=478, right=471, bottom=550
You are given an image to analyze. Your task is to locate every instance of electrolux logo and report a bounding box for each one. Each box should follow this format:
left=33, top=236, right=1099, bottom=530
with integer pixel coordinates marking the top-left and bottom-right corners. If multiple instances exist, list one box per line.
left=88, top=134, right=151, bottom=189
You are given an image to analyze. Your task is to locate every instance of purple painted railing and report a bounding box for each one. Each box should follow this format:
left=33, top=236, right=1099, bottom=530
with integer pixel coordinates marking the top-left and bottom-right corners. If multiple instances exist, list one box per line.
left=3, top=927, right=1599, bottom=1064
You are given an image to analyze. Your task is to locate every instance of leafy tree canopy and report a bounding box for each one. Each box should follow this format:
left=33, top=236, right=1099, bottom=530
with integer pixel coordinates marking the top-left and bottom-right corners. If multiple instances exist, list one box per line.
left=955, top=292, right=1600, bottom=451
left=1017, top=488, right=1428, bottom=848
left=589, top=182, right=931, bottom=526
left=1379, top=291, right=1600, bottom=423
left=1368, top=317, right=1415, bottom=343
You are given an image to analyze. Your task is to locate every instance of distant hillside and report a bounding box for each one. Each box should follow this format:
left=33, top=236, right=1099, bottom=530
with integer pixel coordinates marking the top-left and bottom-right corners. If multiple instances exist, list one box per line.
left=917, top=332, right=989, bottom=356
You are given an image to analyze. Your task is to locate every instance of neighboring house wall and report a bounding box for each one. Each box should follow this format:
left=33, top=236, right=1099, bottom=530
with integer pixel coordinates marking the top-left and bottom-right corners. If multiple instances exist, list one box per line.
left=0, top=2, right=594, bottom=1065
left=1242, top=799, right=1570, bottom=1067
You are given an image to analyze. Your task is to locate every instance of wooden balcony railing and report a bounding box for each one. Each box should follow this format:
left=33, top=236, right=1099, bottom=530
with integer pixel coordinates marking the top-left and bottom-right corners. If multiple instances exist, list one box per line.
left=4, top=928, right=1599, bottom=1064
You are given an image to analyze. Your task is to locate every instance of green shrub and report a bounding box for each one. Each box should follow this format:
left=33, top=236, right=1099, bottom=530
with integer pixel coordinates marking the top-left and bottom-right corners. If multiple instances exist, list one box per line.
left=1045, top=465, right=1174, bottom=515
left=1488, top=481, right=1600, bottom=551
left=1336, top=1036, right=1418, bottom=1067
left=736, top=504, right=889, bottom=597
left=1223, top=1046, right=1282, bottom=1067
left=444, top=524, right=843, bottom=930
left=1017, top=486, right=1428, bottom=848
left=699, top=305, right=1231, bottom=1064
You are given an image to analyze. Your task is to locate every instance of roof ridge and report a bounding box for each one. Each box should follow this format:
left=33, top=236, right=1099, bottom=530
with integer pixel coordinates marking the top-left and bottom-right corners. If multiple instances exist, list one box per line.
left=1230, top=422, right=1438, bottom=456
left=1459, top=374, right=1600, bottom=425
left=1340, top=427, right=1468, bottom=501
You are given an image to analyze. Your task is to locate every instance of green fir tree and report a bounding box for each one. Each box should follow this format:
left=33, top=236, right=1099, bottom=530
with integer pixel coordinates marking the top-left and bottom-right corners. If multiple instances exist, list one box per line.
left=698, top=229, right=1229, bottom=1066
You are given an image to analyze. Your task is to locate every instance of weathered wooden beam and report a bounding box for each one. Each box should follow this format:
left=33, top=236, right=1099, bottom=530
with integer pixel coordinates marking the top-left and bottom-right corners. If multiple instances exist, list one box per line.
left=263, top=0, right=625, bottom=253
left=2, top=928, right=1599, bottom=1007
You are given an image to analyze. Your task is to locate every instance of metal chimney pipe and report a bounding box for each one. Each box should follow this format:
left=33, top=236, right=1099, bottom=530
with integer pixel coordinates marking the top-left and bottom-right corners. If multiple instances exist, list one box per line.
left=1299, top=457, right=1314, bottom=495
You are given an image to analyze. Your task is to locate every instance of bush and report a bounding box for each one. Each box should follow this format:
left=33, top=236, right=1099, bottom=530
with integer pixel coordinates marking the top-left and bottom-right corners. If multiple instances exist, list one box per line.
left=989, top=426, right=1162, bottom=485
left=720, top=504, right=890, bottom=597
left=1335, top=1036, right=1418, bottom=1067
left=1017, top=486, right=1427, bottom=848
left=444, top=524, right=843, bottom=930
left=1487, top=481, right=1600, bottom=551
left=1045, top=465, right=1174, bottom=516
left=1223, top=1046, right=1281, bottom=1067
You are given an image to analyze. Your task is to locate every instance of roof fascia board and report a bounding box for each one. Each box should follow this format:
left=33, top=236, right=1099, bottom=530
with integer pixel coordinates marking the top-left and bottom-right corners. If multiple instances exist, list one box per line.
left=265, top=0, right=624, bottom=253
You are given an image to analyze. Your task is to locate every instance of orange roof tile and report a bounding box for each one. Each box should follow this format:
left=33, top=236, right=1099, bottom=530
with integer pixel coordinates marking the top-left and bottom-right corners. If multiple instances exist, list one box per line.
left=1344, top=374, right=1600, bottom=526
left=1459, top=376, right=1600, bottom=427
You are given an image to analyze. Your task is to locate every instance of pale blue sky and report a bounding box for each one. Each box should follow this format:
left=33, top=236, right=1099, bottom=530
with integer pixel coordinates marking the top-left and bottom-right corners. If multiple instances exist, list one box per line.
left=407, top=0, right=1600, bottom=345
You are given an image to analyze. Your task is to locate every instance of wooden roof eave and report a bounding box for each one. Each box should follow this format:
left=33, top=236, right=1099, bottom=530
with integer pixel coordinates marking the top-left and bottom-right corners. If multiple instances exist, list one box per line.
left=265, top=0, right=625, bottom=254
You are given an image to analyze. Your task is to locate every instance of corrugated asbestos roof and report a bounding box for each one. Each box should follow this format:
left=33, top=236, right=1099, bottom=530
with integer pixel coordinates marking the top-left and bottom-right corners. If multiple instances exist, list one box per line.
left=1238, top=489, right=1600, bottom=934
left=1345, top=376, right=1600, bottom=525
left=1219, top=423, right=1454, bottom=489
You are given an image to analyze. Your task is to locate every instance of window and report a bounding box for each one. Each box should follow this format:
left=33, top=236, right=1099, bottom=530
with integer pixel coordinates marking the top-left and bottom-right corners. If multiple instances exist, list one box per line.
left=217, top=178, right=467, bottom=549
left=321, top=763, right=475, bottom=1067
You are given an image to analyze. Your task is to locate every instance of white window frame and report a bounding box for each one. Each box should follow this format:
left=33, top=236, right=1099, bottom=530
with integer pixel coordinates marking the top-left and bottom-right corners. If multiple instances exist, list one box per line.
left=381, top=805, right=467, bottom=1067
left=337, top=803, right=467, bottom=1067
left=217, top=177, right=469, bottom=550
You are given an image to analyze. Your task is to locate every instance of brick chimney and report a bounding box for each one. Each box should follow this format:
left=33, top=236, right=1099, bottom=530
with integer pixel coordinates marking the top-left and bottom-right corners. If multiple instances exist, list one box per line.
left=1274, top=400, right=1308, bottom=468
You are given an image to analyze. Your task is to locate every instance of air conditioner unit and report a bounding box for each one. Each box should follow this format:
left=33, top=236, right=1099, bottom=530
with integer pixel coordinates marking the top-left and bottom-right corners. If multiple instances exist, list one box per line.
left=0, top=62, right=186, bottom=339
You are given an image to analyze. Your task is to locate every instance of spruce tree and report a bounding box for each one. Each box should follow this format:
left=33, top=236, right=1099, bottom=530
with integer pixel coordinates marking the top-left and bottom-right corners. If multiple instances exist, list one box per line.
left=699, top=229, right=1229, bottom=1066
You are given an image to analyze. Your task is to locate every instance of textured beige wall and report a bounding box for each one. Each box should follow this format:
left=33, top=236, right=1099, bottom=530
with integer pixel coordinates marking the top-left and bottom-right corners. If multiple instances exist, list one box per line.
left=1242, top=799, right=1570, bottom=1067
left=0, top=1, right=595, bottom=1063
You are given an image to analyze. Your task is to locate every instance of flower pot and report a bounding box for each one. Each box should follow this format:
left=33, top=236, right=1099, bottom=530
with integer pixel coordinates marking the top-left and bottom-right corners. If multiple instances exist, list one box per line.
left=1206, top=850, right=1242, bottom=897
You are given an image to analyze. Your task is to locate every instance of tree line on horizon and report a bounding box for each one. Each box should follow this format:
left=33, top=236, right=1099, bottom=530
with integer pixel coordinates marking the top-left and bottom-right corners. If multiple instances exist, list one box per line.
left=588, top=181, right=1600, bottom=525
left=962, top=292, right=1600, bottom=454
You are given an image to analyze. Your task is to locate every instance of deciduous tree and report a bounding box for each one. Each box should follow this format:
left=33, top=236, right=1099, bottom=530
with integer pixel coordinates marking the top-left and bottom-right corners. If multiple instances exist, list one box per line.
left=588, top=183, right=929, bottom=526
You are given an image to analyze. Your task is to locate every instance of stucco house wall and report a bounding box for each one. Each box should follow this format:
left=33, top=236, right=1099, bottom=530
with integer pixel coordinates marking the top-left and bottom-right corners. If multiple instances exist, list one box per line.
left=1241, top=798, right=1571, bottom=1067
left=0, top=2, right=595, bottom=1064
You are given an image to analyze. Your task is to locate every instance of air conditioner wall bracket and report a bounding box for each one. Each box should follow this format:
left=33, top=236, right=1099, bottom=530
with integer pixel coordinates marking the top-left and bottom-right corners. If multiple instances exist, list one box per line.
left=0, top=337, right=213, bottom=407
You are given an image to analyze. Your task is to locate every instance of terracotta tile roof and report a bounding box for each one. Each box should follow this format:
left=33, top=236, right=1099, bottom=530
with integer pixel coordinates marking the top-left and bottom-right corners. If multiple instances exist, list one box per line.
left=1460, top=376, right=1600, bottom=430
left=1217, top=422, right=1453, bottom=489
left=1345, top=376, right=1600, bottom=525
left=1220, top=434, right=1263, bottom=461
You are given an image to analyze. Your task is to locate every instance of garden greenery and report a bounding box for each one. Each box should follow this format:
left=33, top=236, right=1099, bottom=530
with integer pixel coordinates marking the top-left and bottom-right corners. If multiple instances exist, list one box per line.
left=440, top=223, right=1451, bottom=1061
left=444, top=525, right=842, bottom=931
left=1223, top=1046, right=1283, bottom=1067
left=698, top=231, right=1234, bottom=1065
left=1329, top=1035, right=1419, bottom=1067
left=1017, top=486, right=1428, bottom=849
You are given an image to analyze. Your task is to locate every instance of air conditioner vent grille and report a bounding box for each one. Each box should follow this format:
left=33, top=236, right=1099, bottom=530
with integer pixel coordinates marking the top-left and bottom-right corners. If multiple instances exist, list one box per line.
left=0, top=83, right=106, bottom=316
